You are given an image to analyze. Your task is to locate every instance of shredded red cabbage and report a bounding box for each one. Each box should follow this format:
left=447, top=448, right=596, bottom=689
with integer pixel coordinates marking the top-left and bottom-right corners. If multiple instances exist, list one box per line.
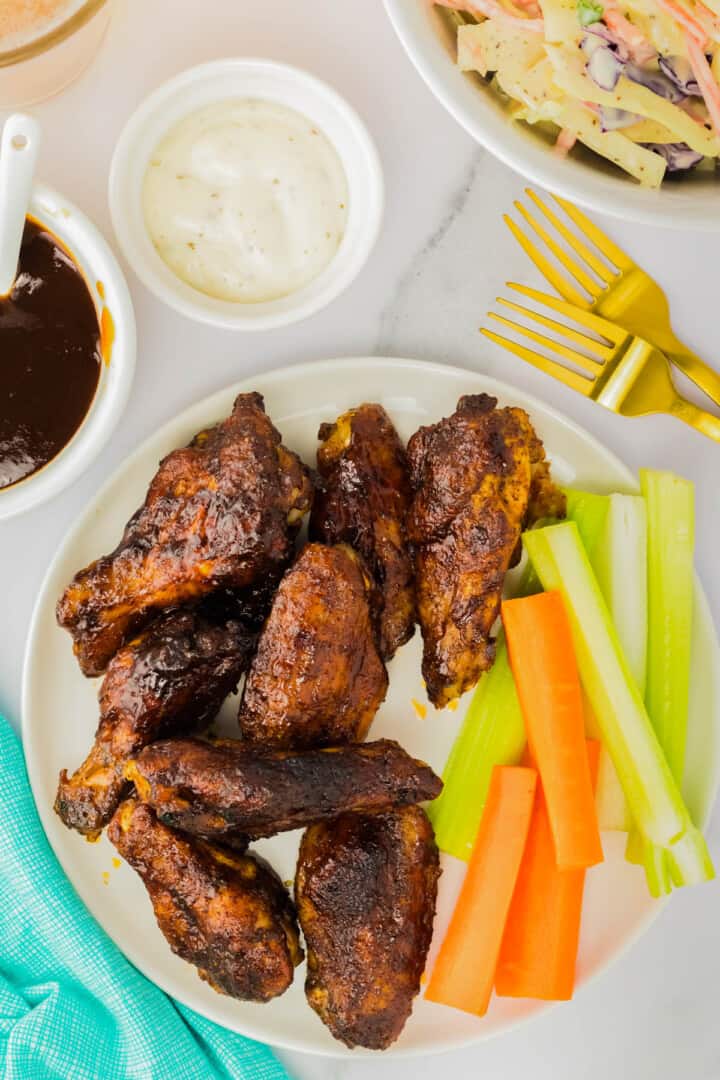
left=582, top=27, right=699, bottom=107
left=658, top=55, right=701, bottom=96
left=583, top=22, right=631, bottom=63
left=642, top=142, right=704, bottom=171
left=587, top=45, right=625, bottom=90
left=599, top=106, right=642, bottom=130
left=624, top=61, right=687, bottom=103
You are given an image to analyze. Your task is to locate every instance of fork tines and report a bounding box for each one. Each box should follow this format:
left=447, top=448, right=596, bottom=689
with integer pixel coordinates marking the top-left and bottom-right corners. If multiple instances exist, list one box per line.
left=504, top=189, right=633, bottom=308
left=481, top=284, right=625, bottom=396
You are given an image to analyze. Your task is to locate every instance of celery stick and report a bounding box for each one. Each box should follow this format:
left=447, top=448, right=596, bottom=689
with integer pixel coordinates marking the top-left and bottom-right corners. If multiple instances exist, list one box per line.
left=429, top=551, right=543, bottom=861
left=595, top=749, right=633, bottom=831
left=566, top=490, right=635, bottom=831
left=626, top=833, right=672, bottom=900
left=563, top=488, right=610, bottom=558
left=641, top=839, right=673, bottom=897
left=524, top=522, right=713, bottom=886
left=641, top=470, right=694, bottom=781
left=633, top=471, right=695, bottom=893
left=520, top=488, right=605, bottom=597
left=595, top=495, right=648, bottom=695
left=428, top=633, right=526, bottom=861
left=625, top=829, right=644, bottom=864
left=594, top=495, right=647, bottom=834
left=524, top=523, right=679, bottom=843
left=667, top=828, right=715, bottom=886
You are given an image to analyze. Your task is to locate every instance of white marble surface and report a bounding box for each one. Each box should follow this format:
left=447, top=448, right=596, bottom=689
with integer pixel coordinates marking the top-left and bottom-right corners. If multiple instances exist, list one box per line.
left=2, top=1, right=719, bottom=1077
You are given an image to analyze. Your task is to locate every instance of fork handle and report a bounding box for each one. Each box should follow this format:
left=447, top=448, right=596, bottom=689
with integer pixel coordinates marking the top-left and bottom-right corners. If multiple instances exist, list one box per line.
left=667, top=344, right=720, bottom=409
left=670, top=396, right=720, bottom=443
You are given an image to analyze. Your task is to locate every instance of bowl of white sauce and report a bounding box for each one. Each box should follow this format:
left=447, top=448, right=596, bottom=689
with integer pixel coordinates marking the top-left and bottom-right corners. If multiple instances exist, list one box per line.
left=109, top=59, right=383, bottom=330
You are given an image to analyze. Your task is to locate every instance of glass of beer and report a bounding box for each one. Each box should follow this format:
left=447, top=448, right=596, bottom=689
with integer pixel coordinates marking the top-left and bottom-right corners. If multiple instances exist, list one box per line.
left=0, top=0, right=114, bottom=108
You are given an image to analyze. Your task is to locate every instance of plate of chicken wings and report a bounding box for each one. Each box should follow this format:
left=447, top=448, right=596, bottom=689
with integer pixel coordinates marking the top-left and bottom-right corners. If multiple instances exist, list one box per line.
left=22, top=356, right=719, bottom=1057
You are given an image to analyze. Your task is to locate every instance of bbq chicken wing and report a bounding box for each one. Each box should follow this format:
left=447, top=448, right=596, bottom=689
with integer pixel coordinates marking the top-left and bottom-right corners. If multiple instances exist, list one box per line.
left=238, top=543, right=388, bottom=749
left=55, top=609, right=255, bottom=837
left=309, top=404, right=416, bottom=659
left=57, top=392, right=313, bottom=676
left=407, top=393, right=565, bottom=708
left=108, top=799, right=302, bottom=1002
left=125, top=737, right=442, bottom=841
left=296, top=805, right=439, bottom=1050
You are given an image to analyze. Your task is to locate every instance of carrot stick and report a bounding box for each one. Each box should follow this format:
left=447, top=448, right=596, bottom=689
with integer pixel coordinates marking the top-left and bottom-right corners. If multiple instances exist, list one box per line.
left=425, top=765, right=536, bottom=1017
left=502, top=591, right=603, bottom=870
left=495, top=741, right=601, bottom=1001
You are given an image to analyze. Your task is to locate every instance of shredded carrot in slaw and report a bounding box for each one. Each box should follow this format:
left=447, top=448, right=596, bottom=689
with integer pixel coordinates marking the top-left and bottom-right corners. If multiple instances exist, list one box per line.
left=602, top=4, right=657, bottom=62
left=554, top=127, right=578, bottom=156
left=697, top=0, right=720, bottom=27
left=434, top=0, right=544, bottom=33
left=510, top=0, right=542, bottom=16
left=693, top=0, right=720, bottom=41
left=655, top=0, right=709, bottom=46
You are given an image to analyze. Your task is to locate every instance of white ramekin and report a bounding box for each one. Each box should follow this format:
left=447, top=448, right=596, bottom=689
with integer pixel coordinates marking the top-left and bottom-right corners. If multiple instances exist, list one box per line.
left=109, top=58, right=384, bottom=330
left=0, top=182, right=136, bottom=521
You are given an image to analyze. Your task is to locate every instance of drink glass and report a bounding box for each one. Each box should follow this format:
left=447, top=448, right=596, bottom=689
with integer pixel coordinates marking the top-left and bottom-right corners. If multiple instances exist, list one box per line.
left=0, top=0, right=113, bottom=108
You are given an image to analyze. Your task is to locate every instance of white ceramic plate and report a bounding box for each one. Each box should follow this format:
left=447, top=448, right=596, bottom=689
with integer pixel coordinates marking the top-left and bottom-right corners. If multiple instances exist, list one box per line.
left=383, top=0, right=720, bottom=230
left=23, top=357, right=720, bottom=1059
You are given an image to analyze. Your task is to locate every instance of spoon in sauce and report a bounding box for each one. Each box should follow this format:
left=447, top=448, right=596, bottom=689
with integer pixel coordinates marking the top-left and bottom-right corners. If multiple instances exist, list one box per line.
left=0, top=113, right=41, bottom=296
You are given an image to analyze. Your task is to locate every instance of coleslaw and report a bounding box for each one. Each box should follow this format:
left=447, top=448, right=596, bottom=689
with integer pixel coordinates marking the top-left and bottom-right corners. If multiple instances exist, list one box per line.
left=438, top=0, right=720, bottom=185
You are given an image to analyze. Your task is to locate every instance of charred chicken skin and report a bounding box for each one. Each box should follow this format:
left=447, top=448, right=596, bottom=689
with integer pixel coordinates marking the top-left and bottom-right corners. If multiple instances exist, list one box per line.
left=55, top=609, right=255, bottom=837
left=108, top=799, right=302, bottom=1002
left=56, top=392, right=313, bottom=676
left=125, top=737, right=442, bottom=841
left=296, top=805, right=440, bottom=1050
left=310, top=404, right=416, bottom=659
left=407, top=394, right=565, bottom=708
left=238, top=543, right=388, bottom=749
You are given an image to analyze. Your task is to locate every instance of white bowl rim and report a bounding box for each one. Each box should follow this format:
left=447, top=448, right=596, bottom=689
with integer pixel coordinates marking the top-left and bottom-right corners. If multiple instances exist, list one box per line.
left=384, top=0, right=720, bottom=230
left=108, top=57, right=385, bottom=330
left=0, top=181, right=136, bottom=521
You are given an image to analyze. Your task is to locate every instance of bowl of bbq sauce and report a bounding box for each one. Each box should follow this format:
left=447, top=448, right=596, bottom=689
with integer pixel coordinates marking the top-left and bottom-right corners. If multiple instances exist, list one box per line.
left=0, top=183, right=135, bottom=520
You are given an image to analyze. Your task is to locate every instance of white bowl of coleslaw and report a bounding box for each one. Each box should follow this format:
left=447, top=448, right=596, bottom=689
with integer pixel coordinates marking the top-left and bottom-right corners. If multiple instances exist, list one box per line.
left=385, top=0, right=720, bottom=228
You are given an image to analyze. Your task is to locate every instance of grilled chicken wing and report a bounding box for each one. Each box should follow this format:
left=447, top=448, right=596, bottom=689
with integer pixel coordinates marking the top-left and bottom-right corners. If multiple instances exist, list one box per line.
left=57, top=392, right=312, bottom=676
left=55, top=609, right=255, bottom=837
left=296, top=805, right=439, bottom=1050
left=238, top=543, right=388, bottom=749
left=407, top=394, right=565, bottom=707
left=309, top=404, right=415, bottom=659
left=108, top=799, right=302, bottom=1002
left=125, top=737, right=442, bottom=841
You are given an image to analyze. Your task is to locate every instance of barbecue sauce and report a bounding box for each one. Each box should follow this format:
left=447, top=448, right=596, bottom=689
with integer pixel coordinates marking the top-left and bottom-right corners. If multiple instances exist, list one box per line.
left=0, top=217, right=101, bottom=490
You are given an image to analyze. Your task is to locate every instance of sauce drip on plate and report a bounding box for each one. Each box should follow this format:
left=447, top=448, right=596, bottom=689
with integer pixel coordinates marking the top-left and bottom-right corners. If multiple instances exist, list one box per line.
left=0, top=217, right=101, bottom=490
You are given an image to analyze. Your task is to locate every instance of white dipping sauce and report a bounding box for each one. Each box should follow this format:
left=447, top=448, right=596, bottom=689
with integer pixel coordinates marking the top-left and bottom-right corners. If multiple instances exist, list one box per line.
left=142, top=100, right=349, bottom=304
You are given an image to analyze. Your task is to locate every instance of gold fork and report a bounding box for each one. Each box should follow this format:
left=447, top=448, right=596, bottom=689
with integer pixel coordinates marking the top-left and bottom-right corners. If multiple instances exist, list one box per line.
left=481, top=284, right=720, bottom=442
left=505, top=190, right=720, bottom=408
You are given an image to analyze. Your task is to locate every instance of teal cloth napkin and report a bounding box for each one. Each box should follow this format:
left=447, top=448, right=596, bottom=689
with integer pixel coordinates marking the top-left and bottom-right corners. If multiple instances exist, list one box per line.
left=0, top=716, right=290, bottom=1080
